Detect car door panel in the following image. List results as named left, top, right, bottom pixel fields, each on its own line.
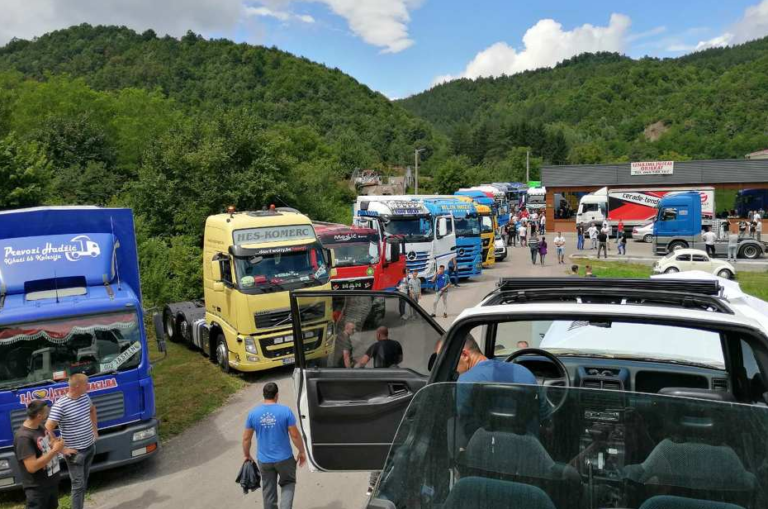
left=291, top=290, right=444, bottom=472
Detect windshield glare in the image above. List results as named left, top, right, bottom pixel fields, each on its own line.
left=375, top=383, right=768, bottom=509
left=481, top=216, right=494, bottom=233
left=454, top=217, right=481, bottom=237
left=0, top=311, right=142, bottom=389
left=384, top=217, right=433, bottom=240
left=326, top=241, right=380, bottom=267
left=235, top=243, right=330, bottom=291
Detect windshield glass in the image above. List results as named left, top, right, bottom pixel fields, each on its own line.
left=493, top=319, right=724, bottom=369
left=454, top=217, right=481, bottom=237
left=374, top=383, right=768, bottom=509
left=234, top=242, right=330, bottom=292
left=480, top=216, right=494, bottom=234
left=383, top=217, right=433, bottom=242
left=0, top=311, right=143, bottom=389
left=325, top=241, right=380, bottom=267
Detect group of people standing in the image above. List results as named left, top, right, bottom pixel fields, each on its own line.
left=576, top=220, right=628, bottom=259
left=506, top=208, right=547, bottom=248
left=738, top=211, right=763, bottom=242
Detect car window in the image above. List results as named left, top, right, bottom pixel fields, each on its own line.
left=293, top=293, right=442, bottom=374
left=675, top=254, right=690, bottom=262
left=692, top=254, right=710, bottom=262
left=373, top=383, right=768, bottom=509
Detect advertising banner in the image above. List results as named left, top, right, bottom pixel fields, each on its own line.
left=631, top=161, right=674, bottom=176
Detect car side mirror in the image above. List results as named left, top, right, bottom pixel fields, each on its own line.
left=152, top=312, right=167, bottom=354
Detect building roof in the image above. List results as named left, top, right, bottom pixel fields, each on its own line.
left=542, top=159, right=768, bottom=188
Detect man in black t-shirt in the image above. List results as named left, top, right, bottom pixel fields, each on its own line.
left=14, top=400, right=70, bottom=509
left=355, top=326, right=403, bottom=368
left=597, top=230, right=608, bottom=259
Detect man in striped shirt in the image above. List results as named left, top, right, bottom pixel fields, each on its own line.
left=46, top=374, right=98, bottom=509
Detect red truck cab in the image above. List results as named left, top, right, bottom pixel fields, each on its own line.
left=315, top=223, right=405, bottom=291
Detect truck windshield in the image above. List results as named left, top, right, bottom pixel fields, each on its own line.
left=384, top=217, right=433, bottom=242
left=481, top=216, right=494, bottom=234
left=454, top=217, right=481, bottom=237
left=325, top=241, right=380, bottom=267
left=234, top=243, right=330, bottom=292
left=0, top=311, right=143, bottom=390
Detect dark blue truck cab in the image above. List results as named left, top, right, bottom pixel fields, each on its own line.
left=0, top=207, right=160, bottom=490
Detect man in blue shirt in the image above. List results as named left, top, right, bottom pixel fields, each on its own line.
left=243, top=383, right=306, bottom=509
left=431, top=265, right=452, bottom=318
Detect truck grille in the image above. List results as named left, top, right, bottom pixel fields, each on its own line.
left=9, top=391, right=125, bottom=430
left=259, top=329, right=323, bottom=359
left=457, top=245, right=480, bottom=275
left=254, top=303, right=326, bottom=330
left=405, top=251, right=430, bottom=273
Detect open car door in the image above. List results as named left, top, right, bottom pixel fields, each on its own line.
left=290, top=290, right=444, bottom=471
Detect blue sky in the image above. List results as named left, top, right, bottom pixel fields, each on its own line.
left=3, top=0, right=768, bottom=99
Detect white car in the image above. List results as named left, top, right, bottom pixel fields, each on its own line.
left=653, top=248, right=736, bottom=279
left=632, top=222, right=654, bottom=243
left=494, top=237, right=507, bottom=261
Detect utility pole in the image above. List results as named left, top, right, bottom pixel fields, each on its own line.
left=414, top=148, right=425, bottom=195
left=526, top=149, right=530, bottom=183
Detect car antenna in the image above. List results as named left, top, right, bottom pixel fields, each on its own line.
left=53, top=269, right=60, bottom=304
left=111, top=217, right=122, bottom=291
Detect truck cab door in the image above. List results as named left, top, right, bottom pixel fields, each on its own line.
left=290, top=290, right=444, bottom=471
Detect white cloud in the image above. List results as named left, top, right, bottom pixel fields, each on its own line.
left=434, top=13, right=631, bottom=85
left=694, top=0, right=768, bottom=50
left=245, top=6, right=315, bottom=23
left=0, top=0, right=244, bottom=46
left=626, top=25, right=666, bottom=42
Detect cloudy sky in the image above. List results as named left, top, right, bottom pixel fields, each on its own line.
left=3, top=0, right=768, bottom=98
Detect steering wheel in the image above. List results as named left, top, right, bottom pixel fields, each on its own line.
left=505, top=348, right=571, bottom=415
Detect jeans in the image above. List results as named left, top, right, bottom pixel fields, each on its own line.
left=577, top=234, right=584, bottom=250
left=433, top=289, right=448, bottom=316
left=618, top=243, right=626, bottom=255
left=728, top=245, right=738, bottom=261
left=591, top=237, right=598, bottom=250
left=598, top=242, right=607, bottom=259
left=24, top=485, right=58, bottom=509
left=65, top=444, right=95, bottom=509
left=530, top=248, right=538, bottom=264
left=539, top=253, right=546, bottom=265
left=259, top=457, right=297, bottom=509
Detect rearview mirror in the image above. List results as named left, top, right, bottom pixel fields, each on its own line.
left=385, top=238, right=401, bottom=263
left=152, top=312, right=167, bottom=354
left=324, top=248, right=336, bottom=268
left=437, top=217, right=448, bottom=238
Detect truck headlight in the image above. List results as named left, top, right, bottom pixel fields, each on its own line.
left=0, top=460, right=10, bottom=471
left=245, top=337, right=257, bottom=354
left=133, top=427, right=156, bottom=442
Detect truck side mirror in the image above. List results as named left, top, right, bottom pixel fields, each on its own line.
left=437, top=217, right=448, bottom=238
left=152, top=312, right=167, bottom=354
left=385, top=239, right=400, bottom=263
left=324, top=248, right=336, bottom=268
left=211, top=253, right=225, bottom=292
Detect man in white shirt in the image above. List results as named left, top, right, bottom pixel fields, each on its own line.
left=702, top=227, right=717, bottom=257
left=588, top=224, right=598, bottom=250
left=517, top=223, right=527, bottom=247
left=554, top=233, right=566, bottom=264
left=757, top=219, right=763, bottom=242
left=754, top=212, right=762, bottom=223
left=539, top=213, right=547, bottom=235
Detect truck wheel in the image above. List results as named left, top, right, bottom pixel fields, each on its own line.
left=668, top=241, right=687, bottom=253
left=643, top=234, right=653, bottom=243
left=163, top=309, right=181, bottom=343
left=739, top=244, right=760, bottom=260
left=215, top=334, right=231, bottom=373
left=717, top=269, right=733, bottom=279
left=664, top=267, right=680, bottom=274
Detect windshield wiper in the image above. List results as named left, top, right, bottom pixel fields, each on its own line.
left=9, top=379, right=57, bottom=391
left=90, top=369, right=119, bottom=378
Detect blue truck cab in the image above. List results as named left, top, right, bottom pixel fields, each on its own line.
left=420, top=198, right=483, bottom=279
left=0, top=207, right=160, bottom=490
left=653, top=192, right=766, bottom=259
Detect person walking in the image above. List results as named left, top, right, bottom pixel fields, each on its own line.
left=528, top=234, right=540, bottom=265
left=408, top=270, right=421, bottom=312
left=15, top=400, right=72, bottom=509
left=616, top=220, right=624, bottom=243
left=703, top=227, right=717, bottom=257
left=509, top=221, right=518, bottom=247
left=617, top=230, right=627, bottom=255
left=588, top=223, right=598, bottom=250
left=538, top=237, right=548, bottom=265
left=597, top=228, right=608, bottom=259
left=397, top=269, right=409, bottom=320
left=430, top=265, right=451, bottom=319
left=576, top=223, right=585, bottom=251
left=333, top=321, right=357, bottom=368
left=554, top=232, right=566, bottom=264
left=727, top=230, right=739, bottom=262
left=539, top=213, right=547, bottom=235
left=46, top=374, right=97, bottom=509
left=517, top=221, right=527, bottom=247
left=601, top=224, right=612, bottom=252
left=243, top=382, right=306, bottom=509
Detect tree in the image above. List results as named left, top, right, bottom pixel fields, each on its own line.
left=433, top=156, right=474, bottom=194
left=569, top=143, right=605, bottom=164
left=0, top=134, right=49, bottom=209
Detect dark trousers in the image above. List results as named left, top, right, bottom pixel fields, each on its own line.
left=64, top=445, right=95, bottom=509
left=259, top=457, right=297, bottom=509
left=706, top=244, right=716, bottom=257
left=24, top=485, right=58, bottom=509
left=530, top=248, right=538, bottom=264
left=598, top=242, right=608, bottom=259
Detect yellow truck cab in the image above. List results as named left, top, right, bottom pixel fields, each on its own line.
left=161, top=208, right=334, bottom=372
left=457, top=197, right=496, bottom=267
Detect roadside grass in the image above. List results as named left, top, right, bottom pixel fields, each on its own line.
left=0, top=328, right=246, bottom=509
left=584, top=260, right=768, bottom=301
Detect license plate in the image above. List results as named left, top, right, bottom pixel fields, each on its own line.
left=282, top=357, right=295, bottom=365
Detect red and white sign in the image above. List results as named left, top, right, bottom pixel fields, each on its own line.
left=631, top=161, right=674, bottom=176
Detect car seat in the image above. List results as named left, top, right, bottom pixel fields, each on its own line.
left=639, top=495, right=746, bottom=509
left=442, top=477, right=556, bottom=509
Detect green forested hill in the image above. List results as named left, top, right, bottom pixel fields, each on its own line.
left=399, top=40, right=768, bottom=166
left=0, top=24, right=443, bottom=306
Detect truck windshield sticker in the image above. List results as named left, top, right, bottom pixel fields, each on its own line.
left=321, top=232, right=378, bottom=244
left=18, top=377, right=118, bottom=406
left=233, top=225, right=316, bottom=245
left=99, top=341, right=142, bottom=373
left=241, top=245, right=309, bottom=256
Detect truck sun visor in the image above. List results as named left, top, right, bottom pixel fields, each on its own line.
left=0, top=312, right=137, bottom=344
